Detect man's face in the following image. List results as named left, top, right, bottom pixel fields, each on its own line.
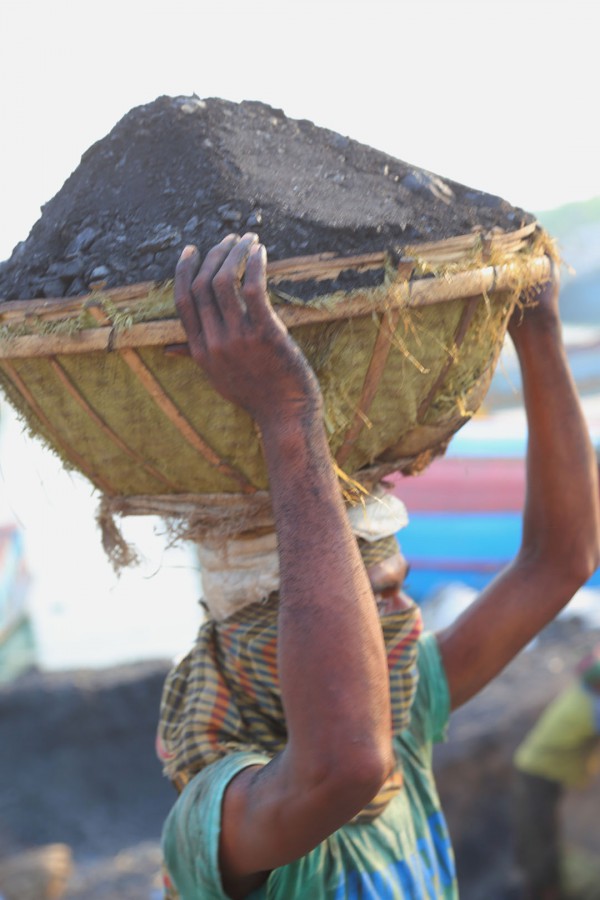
left=366, top=552, right=413, bottom=616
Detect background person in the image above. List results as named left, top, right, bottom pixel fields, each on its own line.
left=514, top=647, right=600, bottom=900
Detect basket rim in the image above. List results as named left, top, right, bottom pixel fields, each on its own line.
left=0, top=221, right=538, bottom=313
left=0, top=222, right=552, bottom=360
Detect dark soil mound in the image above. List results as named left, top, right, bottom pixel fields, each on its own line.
left=0, top=95, right=533, bottom=302
left=0, top=660, right=173, bottom=860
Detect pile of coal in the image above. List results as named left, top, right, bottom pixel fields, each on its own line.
left=0, top=95, right=532, bottom=302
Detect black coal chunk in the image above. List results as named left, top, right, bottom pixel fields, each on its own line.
left=0, top=95, right=533, bottom=301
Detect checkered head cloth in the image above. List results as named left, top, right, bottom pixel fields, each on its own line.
left=157, top=593, right=422, bottom=793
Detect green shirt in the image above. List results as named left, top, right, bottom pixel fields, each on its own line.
left=515, top=682, right=600, bottom=788
left=162, top=632, right=455, bottom=899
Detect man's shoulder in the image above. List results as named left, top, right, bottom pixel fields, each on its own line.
left=416, top=631, right=443, bottom=674
left=165, top=750, right=270, bottom=832
left=411, top=632, right=451, bottom=743
left=162, top=752, right=269, bottom=899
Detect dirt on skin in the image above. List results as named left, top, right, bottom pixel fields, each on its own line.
left=1, top=622, right=599, bottom=899
left=0, top=95, right=534, bottom=302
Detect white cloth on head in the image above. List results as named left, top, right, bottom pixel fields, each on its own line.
left=197, top=487, right=408, bottom=621
left=346, top=487, right=409, bottom=542
left=196, top=532, right=280, bottom=623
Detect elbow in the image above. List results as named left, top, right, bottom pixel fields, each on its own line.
left=317, top=743, right=394, bottom=813
left=521, top=535, right=600, bottom=594
left=590, top=520, right=600, bottom=576
left=565, top=527, right=600, bottom=589
left=345, top=744, right=394, bottom=795
left=571, top=504, right=600, bottom=586
left=572, top=543, right=600, bottom=587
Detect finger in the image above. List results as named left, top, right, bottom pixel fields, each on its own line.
left=174, top=245, right=203, bottom=347
left=191, top=234, right=241, bottom=343
left=193, top=234, right=240, bottom=286
left=163, top=343, right=191, bottom=358
left=242, top=244, right=273, bottom=324
left=211, top=233, right=259, bottom=322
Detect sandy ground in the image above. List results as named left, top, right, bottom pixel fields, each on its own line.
left=1, top=621, right=599, bottom=899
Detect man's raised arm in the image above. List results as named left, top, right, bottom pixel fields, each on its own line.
left=174, top=234, right=393, bottom=894
left=438, top=265, right=600, bottom=710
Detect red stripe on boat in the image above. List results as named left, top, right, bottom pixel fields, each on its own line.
left=388, top=458, right=526, bottom=513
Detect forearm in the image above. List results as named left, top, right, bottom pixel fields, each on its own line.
left=513, top=315, right=600, bottom=579
left=259, top=412, right=392, bottom=782
left=438, top=289, right=600, bottom=711
left=177, top=236, right=393, bottom=880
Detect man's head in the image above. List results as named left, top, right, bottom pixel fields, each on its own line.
left=196, top=486, right=411, bottom=622
left=367, top=551, right=413, bottom=617
left=348, top=487, right=413, bottom=616
left=159, top=489, right=420, bottom=786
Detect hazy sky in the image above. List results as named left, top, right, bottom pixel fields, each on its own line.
left=1, top=0, right=599, bottom=668
left=1, top=0, right=599, bottom=262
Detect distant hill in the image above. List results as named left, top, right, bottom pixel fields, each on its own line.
left=536, top=196, right=600, bottom=324
left=537, top=196, right=600, bottom=240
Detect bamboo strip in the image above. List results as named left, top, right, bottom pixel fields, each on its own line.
left=0, top=253, right=385, bottom=318
left=0, top=282, right=159, bottom=319
left=335, top=307, right=403, bottom=467
left=0, top=361, right=117, bottom=494
left=267, top=251, right=387, bottom=283
left=85, top=301, right=192, bottom=490
left=0, top=255, right=552, bottom=359
left=416, top=296, right=481, bottom=421
left=0, top=282, right=158, bottom=321
left=48, top=357, right=182, bottom=491
left=403, top=221, right=536, bottom=258
left=0, top=223, right=539, bottom=322
left=402, top=239, right=530, bottom=266
left=118, top=348, right=256, bottom=493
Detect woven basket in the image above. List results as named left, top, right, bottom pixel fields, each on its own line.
left=0, top=223, right=552, bottom=506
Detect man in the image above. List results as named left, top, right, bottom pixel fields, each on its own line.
left=513, top=646, right=600, bottom=899
left=159, top=232, right=600, bottom=899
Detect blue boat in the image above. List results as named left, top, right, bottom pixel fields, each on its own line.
left=389, top=414, right=600, bottom=603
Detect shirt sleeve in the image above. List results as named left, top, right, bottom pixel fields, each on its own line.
left=410, top=632, right=451, bottom=745
left=514, top=683, right=598, bottom=786
left=162, top=751, right=269, bottom=900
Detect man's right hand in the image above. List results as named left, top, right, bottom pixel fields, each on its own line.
left=508, top=260, right=560, bottom=341
left=174, top=233, right=322, bottom=429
